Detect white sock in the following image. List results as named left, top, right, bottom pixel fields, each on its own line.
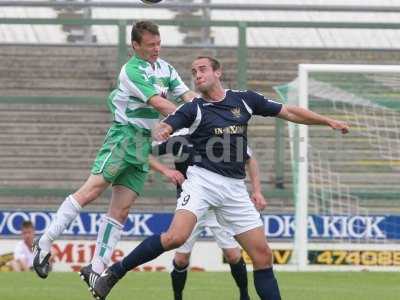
left=39, top=195, right=81, bottom=254
left=91, top=215, right=123, bottom=274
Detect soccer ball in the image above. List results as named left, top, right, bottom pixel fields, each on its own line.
left=141, top=0, right=163, bottom=4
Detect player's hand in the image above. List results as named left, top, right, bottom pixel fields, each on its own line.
left=163, top=169, right=185, bottom=185
left=251, top=191, right=267, bottom=211
left=153, top=122, right=173, bottom=141
left=328, top=119, right=349, bottom=134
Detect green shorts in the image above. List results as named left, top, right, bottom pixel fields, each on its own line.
left=91, top=123, right=152, bottom=195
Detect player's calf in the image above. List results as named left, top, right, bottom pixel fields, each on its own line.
left=161, top=210, right=197, bottom=250
left=171, top=258, right=189, bottom=300
left=228, top=256, right=250, bottom=300
left=223, top=249, right=250, bottom=300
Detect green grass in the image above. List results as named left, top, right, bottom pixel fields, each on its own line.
left=0, top=271, right=399, bottom=300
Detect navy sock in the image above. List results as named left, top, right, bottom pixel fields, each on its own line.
left=253, top=267, right=281, bottom=300
left=170, top=260, right=188, bottom=300
left=229, top=257, right=250, bottom=300
left=110, top=235, right=164, bottom=278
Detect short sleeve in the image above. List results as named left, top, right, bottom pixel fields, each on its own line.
left=163, top=102, right=197, bottom=132
left=245, top=146, right=253, bottom=161
left=241, top=90, right=282, bottom=117
left=120, top=64, right=158, bottom=103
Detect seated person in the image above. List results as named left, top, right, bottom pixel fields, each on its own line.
left=8, top=220, right=35, bottom=271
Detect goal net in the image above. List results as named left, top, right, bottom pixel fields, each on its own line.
left=274, top=64, right=400, bottom=271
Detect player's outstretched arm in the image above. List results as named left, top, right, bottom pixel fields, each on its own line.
left=277, top=105, right=349, bottom=134
left=148, top=155, right=185, bottom=185
left=148, top=95, right=177, bottom=116
left=246, top=157, right=267, bottom=211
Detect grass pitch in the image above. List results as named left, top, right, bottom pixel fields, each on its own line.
left=0, top=271, right=399, bottom=300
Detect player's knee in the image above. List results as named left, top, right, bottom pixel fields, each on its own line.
left=162, top=233, right=187, bottom=250
left=223, top=249, right=242, bottom=264
left=174, top=254, right=190, bottom=268
left=170, top=235, right=187, bottom=249
left=252, top=244, right=273, bottom=268
left=75, top=180, right=108, bottom=205
left=108, top=206, right=130, bottom=224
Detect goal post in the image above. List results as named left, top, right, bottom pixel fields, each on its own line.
left=275, top=64, right=400, bottom=271
left=294, top=64, right=310, bottom=270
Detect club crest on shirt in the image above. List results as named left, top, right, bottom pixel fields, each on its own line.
left=231, top=107, right=241, bottom=118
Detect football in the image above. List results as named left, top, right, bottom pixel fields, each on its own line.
left=141, top=0, right=163, bottom=4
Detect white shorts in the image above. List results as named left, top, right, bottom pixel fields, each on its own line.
left=176, top=165, right=263, bottom=236
left=177, top=210, right=239, bottom=253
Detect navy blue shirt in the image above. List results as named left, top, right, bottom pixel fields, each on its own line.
left=163, top=89, right=282, bottom=179
left=152, top=133, right=253, bottom=197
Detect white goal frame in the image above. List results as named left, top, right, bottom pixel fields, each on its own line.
left=293, top=64, right=400, bottom=270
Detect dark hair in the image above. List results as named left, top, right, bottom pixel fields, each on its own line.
left=195, top=56, right=221, bottom=71
left=21, top=220, right=34, bottom=229
left=131, top=21, right=160, bottom=43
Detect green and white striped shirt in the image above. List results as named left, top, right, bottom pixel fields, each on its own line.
left=108, top=54, right=189, bottom=130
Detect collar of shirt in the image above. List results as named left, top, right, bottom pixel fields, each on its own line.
left=131, top=54, right=161, bottom=69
